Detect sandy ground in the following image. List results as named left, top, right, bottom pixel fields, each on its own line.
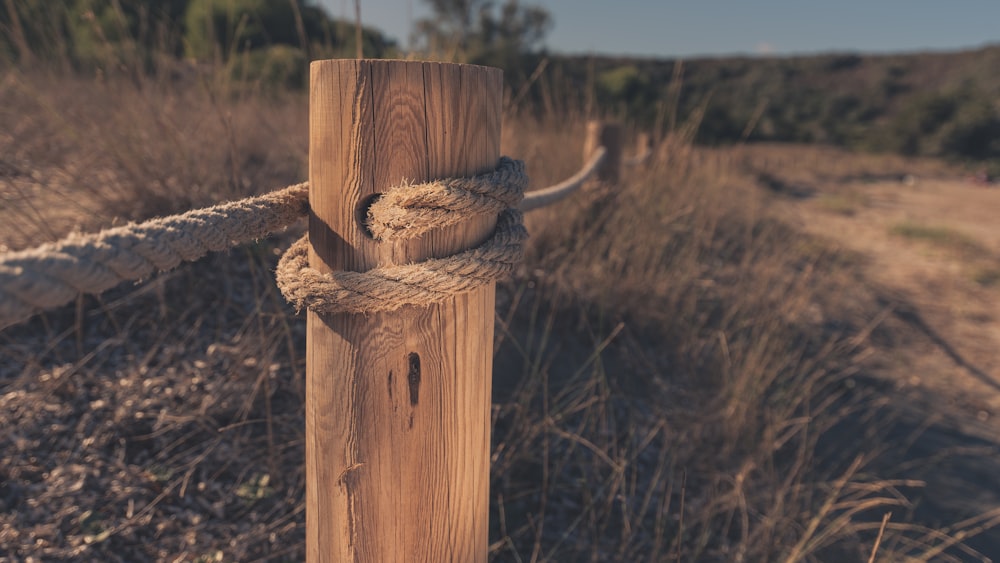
left=773, top=164, right=1000, bottom=420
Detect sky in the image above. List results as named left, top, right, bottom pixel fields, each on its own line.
left=320, top=0, right=1000, bottom=58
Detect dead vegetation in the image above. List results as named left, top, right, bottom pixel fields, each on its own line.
left=3, top=68, right=1000, bottom=562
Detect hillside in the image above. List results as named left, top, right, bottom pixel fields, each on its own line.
left=536, top=45, right=1000, bottom=168
left=3, top=2, right=998, bottom=167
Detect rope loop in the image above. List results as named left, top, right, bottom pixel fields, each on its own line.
left=275, top=158, right=529, bottom=314
left=368, top=157, right=527, bottom=241
left=276, top=209, right=527, bottom=314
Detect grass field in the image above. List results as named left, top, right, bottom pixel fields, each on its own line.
left=3, top=67, right=1000, bottom=562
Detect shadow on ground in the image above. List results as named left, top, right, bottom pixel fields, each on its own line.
left=832, top=374, right=1000, bottom=560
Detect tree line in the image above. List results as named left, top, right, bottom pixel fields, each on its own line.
left=0, top=0, right=551, bottom=79
left=571, top=48, right=1000, bottom=168
left=3, top=0, right=997, bottom=167
left=0, top=0, right=395, bottom=85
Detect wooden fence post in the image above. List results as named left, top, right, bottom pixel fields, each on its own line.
left=583, top=120, right=623, bottom=184
left=307, top=60, right=502, bottom=562
left=636, top=132, right=652, bottom=157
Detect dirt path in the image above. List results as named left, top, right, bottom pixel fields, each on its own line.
left=769, top=156, right=1000, bottom=419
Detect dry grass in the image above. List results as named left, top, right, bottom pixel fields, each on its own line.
left=493, top=133, right=979, bottom=561
left=3, top=68, right=1000, bottom=562
left=0, top=68, right=307, bottom=250
left=815, top=191, right=871, bottom=216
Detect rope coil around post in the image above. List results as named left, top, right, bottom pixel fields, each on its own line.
left=276, top=209, right=526, bottom=315
left=368, top=157, right=526, bottom=240
left=276, top=158, right=529, bottom=314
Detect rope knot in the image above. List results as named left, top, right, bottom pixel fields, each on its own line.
left=368, top=157, right=526, bottom=241
left=275, top=158, right=529, bottom=315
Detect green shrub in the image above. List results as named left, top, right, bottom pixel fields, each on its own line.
left=229, top=43, right=305, bottom=90
left=184, top=0, right=294, bottom=61
left=939, top=100, right=1000, bottom=160
left=889, top=221, right=985, bottom=256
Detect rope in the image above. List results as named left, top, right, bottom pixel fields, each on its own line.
left=0, top=159, right=530, bottom=329
left=276, top=158, right=529, bottom=314
left=0, top=184, right=309, bottom=330
left=276, top=209, right=527, bottom=314
left=520, top=148, right=606, bottom=212
left=368, top=157, right=526, bottom=240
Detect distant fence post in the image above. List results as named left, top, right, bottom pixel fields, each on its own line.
left=583, top=120, right=623, bottom=184
left=636, top=132, right=652, bottom=159
left=306, top=60, right=502, bottom=562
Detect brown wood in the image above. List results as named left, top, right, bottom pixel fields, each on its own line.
left=583, top=120, right=623, bottom=184
left=636, top=132, right=652, bottom=156
left=306, top=59, right=502, bottom=563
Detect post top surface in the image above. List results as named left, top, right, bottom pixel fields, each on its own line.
left=310, top=58, right=502, bottom=75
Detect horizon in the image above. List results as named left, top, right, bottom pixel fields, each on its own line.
left=320, top=0, right=1000, bottom=60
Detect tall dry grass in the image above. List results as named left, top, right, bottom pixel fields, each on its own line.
left=490, top=117, right=1000, bottom=561
left=0, top=64, right=307, bottom=251
left=1, top=65, right=999, bottom=562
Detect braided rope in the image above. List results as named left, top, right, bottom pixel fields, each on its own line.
left=273, top=158, right=527, bottom=314
left=276, top=209, right=527, bottom=314
left=368, top=157, right=526, bottom=240
left=520, top=148, right=606, bottom=212
left=0, top=158, right=529, bottom=329
left=0, top=184, right=308, bottom=330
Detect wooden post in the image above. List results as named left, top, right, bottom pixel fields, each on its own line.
left=307, top=60, right=502, bottom=562
left=583, top=120, right=623, bottom=184
left=636, top=132, right=652, bottom=157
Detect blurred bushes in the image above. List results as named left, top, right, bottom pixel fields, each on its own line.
left=1, top=0, right=396, bottom=88
left=228, top=43, right=306, bottom=91
left=183, top=0, right=300, bottom=60
left=595, top=65, right=660, bottom=121
left=3, top=0, right=999, bottom=165
left=412, top=0, right=551, bottom=87
left=869, top=89, right=1000, bottom=163
left=67, top=0, right=188, bottom=60
left=529, top=47, right=1000, bottom=166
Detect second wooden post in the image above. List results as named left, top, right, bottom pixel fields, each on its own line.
left=583, top=120, right=623, bottom=184
left=307, top=60, right=503, bottom=562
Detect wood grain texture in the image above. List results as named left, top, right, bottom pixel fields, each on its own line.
left=306, top=60, right=502, bottom=563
